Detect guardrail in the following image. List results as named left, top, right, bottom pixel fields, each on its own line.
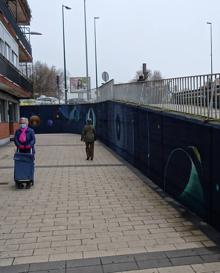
left=97, top=74, right=220, bottom=119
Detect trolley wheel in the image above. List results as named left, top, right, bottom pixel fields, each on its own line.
left=25, top=181, right=31, bottom=189
left=15, top=181, right=24, bottom=189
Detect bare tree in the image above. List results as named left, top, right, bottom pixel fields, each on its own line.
left=32, top=61, right=65, bottom=99
left=131, top=67, right=162, bottom=82
left=150, top=70, right=162, bottom=81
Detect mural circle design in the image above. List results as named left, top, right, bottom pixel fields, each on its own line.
left=47, top=119, right=54, bottom=127
left=164, top=147, right=204, bottom=216
left=29, top=115, right=41, bottom=127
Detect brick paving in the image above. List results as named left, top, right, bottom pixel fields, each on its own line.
left=0, top=134, right=219, bottom=272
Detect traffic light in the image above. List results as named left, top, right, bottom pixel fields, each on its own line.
left=56, top=75, right=60, bottom=86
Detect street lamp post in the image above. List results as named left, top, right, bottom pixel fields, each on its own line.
left=94, top=17, right=100, bottom=94
left=207, top=22, right=213, bottom=75
left=207, top=22, right=214, bottom=118
left=83, top=0, right=89, bottom=101
left=62, top=4, right=71, bottom=104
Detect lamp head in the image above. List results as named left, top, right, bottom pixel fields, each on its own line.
left=63, top=5, right=71, bottom=10
left=27, top=32, right=42, bottom=35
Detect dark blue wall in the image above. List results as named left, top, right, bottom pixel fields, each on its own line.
left=21, top=102, right=220, bottom=231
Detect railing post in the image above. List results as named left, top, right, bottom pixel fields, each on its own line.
left=208, top=75, right=214, bottom=119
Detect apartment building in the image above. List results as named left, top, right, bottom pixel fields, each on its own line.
left=0, top=0, right=33, bottom=145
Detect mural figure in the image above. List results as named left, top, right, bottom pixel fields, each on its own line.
left=116, top=114, right=121, bottom=141
left=58, top=106, right=69, bottom=120
left=114, top=105, right=124, bottom=149
left=69, top=106, right=80, bottom=122
left=164, top=146, right=205, bottom=217
left=86, top=108, right=96, bottom=127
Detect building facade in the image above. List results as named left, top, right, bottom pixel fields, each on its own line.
left=0, top=0, right=33, bottom=145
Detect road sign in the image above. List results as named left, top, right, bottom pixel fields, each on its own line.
left=102, top=71, right=109, bottom=83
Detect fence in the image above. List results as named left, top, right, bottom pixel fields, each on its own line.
left=97, top=73, right=220, bottom=119
left=25, top=73, right=220, bottom=119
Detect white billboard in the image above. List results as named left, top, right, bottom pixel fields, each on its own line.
left=70, top=77, right=90, bottom=93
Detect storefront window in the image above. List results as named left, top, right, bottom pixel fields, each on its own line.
left=8, top=102, right=17, bottom=122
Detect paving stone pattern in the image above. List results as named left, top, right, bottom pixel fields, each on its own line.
left=1, top=247, right=220, bottom=272
left=0, top=134, right=219, bottom=273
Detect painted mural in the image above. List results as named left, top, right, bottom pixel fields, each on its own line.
left=21, top=105, right=97, bottom=135
left=21, top=102, right=220, bottom=231
left=164, top=146, right=205, bottom=217
left=86, top=107, right=96, bottom=127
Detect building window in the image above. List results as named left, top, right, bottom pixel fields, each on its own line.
left=0, top=39, right=4, bottom=56
left=5, top=42, right=10, bottom=60
left=12, top=51, right=18, bottom=67
left=0, top=100, right=6, bottom=122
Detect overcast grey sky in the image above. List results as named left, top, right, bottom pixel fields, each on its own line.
left=28, top=0, right=220, bottom=87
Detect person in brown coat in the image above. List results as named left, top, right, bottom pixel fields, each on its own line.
left=81, top=119, right=96, bottom=160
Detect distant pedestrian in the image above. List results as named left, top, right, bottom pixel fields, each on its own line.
left=81, top=119, right=96, bottom=160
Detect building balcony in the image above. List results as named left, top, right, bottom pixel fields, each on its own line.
left=7, top=0, right=31, bottom=25
left=0, top=0, right=32, bottom=57
left=0, top=53, right=33, bottom=98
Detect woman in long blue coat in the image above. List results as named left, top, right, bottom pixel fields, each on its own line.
left=14, top=117, right=35, bottom=154
left=14, top=117, right=35, bottom=189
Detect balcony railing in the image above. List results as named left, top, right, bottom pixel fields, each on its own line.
left=0, top=1, right=32, bottom=55
left=0, top=54, right=33, bottom=96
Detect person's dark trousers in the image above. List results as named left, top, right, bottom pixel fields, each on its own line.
left=86, top=142, right=94, bottom=160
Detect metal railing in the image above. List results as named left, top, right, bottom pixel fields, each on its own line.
left=19, top=63, right=33, bottom=79
left=0, top=54, right=33, bottom=95
left=0, top=0, right=32, bottom=55
left=18, top=73, right=220, bottom=118
left=96, top=74, right=220, bottom=119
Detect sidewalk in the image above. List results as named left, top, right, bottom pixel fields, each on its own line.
left=0, top=134, right=219, bottom=272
